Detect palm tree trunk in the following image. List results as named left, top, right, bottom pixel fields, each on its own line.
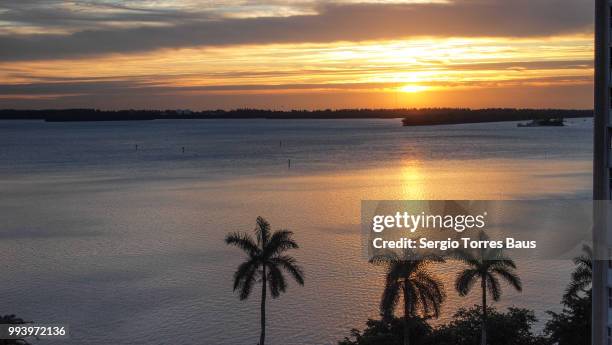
left=260, top=266, right=267, bottom=345
left=403, top=281, right=410, bottom=345
left=481, top=277, right=487, bottom=345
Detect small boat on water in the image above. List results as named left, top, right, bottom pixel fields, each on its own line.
left=517, top=117, right=564, bottom=127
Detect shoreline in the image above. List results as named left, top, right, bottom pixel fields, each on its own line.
left=0, top=108, right=593, bottom=125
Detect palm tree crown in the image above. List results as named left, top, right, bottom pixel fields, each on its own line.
left=454, top=247, right=522, bottom=300
left=225, top=216, right=304, bottom=345
left=564, top=244, right=592, bottom=300
left=371, top=249, right=445, bottom=345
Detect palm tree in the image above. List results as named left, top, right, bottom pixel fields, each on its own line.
left=225, top=216, right=304, bottom=345
left=564, top=244, right=592, bottom=301
left=454, top=231, right=522, bottom=345
left=370, top=249, right=445, bottom=345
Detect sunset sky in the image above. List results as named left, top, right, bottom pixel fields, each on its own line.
left=0, top=0, right=594, bottom=110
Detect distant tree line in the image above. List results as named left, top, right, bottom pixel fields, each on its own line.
left=0, top=108, right=593, bottom=124
left=400, top=108, right=592, bottom=126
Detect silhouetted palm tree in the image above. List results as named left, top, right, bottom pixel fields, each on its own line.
left=564, top=244, right=592, bottom=300
left=370, top=249, right=445, bottom=345
left=454, top=231, right=522, bottom=345
left=225, top=216, right=304, bottom=345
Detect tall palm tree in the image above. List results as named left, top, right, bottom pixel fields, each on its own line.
left=454, top=231, right=522, bottom=345
left=370, top=249, right=445, bottom=345
left=564, top=244, right=592, bottom=300
left=225, top=216, right=304, bottom=345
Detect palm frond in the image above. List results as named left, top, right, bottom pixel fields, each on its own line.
left=268, top=229, right=295, bottom=243
left=380, top=276, right=401, bottom=320
left=455, top=268, right=479, bottom=296
left=492, top=266, right=522, bottom=292
left=486, top=274, right=502, bottom=301
left=234, top=259, right=260, bottom=300
left=267, top=263, right=287, bottom=298
left=563, top=244, right=592, bottom=299
left=413, top=271, right=445, bottom=318
left=420, top=287, right=442, bottom=318
left=233, top=259, right=258, bottom=289
left=574, top=255, right=592, bottom=270
left=565, top=278, right=591, bottom=299
left=270, top=255, right=305, bottom=285
left=490, top=259, right=517, bottom=270
left=405, top=282, right=419, bottom=317
left=416, top=287, right=432, bottom=316
left=265, top=230, right=299, bottom=257
left=255, top=216, right=271, bottom=246
left=415, top=271, right=445, bottom=297
left=570, top=265, right=592, bottom=285
left=225, top=232, right=259, bottom=255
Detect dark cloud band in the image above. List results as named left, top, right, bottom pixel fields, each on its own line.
left=0, top=0, right=593, bottom=62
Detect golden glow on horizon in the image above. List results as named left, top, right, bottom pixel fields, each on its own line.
left=0, top=34, right=593, bottom=108
left=399, top=85, right=429, bottom=93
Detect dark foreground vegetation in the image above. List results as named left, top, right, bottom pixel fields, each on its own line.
left=339, top=244, right=592, bottom=345
left=340, top=307, right=546, bottom=345
left=0, top=108, right=592, bottom=125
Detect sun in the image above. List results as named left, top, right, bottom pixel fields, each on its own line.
left=399, top=85, right=429, bottom=93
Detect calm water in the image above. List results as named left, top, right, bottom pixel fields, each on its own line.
left=0, top=118, right=593, bottom=345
